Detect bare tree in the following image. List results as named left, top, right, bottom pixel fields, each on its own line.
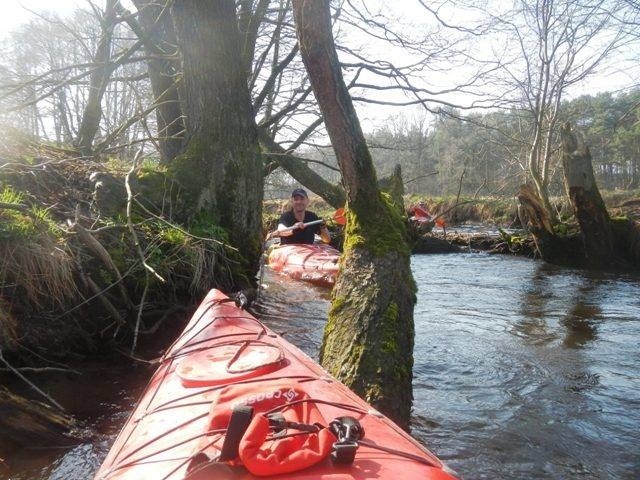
left=497, top=0, right=631, bottom=220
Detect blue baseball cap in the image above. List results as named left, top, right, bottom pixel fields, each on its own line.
left=291, top=188, right=308, bottom=198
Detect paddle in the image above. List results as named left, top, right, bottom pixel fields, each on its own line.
left=278, top=219, right=324, bottom=233
left=281, top=208, right=346, bottom=232
left=268, top=208, right=346, bottom=238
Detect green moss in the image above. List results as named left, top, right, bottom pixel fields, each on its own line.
left=0, top=186, right=23, bottom=204
left=161, top=227, right=188, bottom=246
left=610, top=215, right=629, bottom=223
left=107, top=245, right=127, bottom=272
left=343, top=192, right=410, bottom=257
left=98, top=267, right=114, bottom=285
left=380, top=302, right=399, bottom=354
left=0, top=187, right=62, bottom=241
left=168, top=139, right=211, bottom=207
left=324, top=295, right=347, bottom=338
left=190, top=211, right=230, bottom=242
left=499, top=228, right=529, bottom=248
left=552, top=222, right=580, bottom=236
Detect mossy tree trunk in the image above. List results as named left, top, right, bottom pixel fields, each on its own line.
left=517, top=183, right=584, bottom=265
left=170, top=0, right=263, bottom=278
left=292, top=0, right=416, bottom=429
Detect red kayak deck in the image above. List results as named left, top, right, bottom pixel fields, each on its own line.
left=267, top=243, right=340, bottom=287
left=95, top=289, right=458, bottom=480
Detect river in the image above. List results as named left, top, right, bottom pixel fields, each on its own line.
left=4, top=253, right=640, bottom=479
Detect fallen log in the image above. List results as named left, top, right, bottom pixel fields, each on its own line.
left=0, top=386, right=78, bottom=451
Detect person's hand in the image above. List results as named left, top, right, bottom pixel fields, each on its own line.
left=294, top=221, right=305, bottom=230
left=266, top=231, right=278, bottom=240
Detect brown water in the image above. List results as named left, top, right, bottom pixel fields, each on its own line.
left=3, top=253, right=640, bottom=479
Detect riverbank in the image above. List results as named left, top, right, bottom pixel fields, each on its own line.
left=414, top=228, right=538, bottom=256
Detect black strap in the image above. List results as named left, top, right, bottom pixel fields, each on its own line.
left=218, top=404, right=254, bottom=461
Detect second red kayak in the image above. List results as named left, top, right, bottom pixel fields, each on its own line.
left=267, top=243, right=340, bottom=287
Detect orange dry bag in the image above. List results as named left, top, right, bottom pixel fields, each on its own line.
left=239, top=409, right=336, bottom=476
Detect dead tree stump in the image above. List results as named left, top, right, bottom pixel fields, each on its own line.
left=560, top=123, right=618, bottom=268
left=517, top=183, right=582, bottom=264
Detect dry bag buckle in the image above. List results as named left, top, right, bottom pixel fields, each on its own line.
left=267, top=412, right=320, bottom=438
left=329, top=416, right=364, bottom=465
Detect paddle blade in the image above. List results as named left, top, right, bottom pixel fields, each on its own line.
left=413, top=205, right=430, bottom=218
left=333, top=208, right=347, bottom=225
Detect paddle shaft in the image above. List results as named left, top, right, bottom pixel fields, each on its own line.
left=279, top=219, right=324, bottom=232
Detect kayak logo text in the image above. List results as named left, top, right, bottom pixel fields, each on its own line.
left=234, top=388, right=298, bottom=408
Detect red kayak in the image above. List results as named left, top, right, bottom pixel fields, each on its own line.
left=267, top=243, right=340, bottom=287
left=95, top=289, right=458, bottom=480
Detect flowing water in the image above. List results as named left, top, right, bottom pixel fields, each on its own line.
left=4, top=253, right=640, bottom=479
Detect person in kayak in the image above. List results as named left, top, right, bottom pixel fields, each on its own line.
left=270, top=188, right=331, bottom=244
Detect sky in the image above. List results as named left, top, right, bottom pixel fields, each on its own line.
left=1, top=1, right=82, bottom=39
left=1, top=0, right=637, bottom=132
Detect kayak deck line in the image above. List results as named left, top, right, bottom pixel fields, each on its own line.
left=95, top=289, right=458, bottom=480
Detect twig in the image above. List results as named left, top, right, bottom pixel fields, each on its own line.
left=125, top=149, right=163, bottom=354
left=125, top=151, right=165, bottom=283
left=83, top=273, right=125, bottom=326
left=130, top=278, right=149, bottom=355
left=138, top=305, right=190, bottom=335
left=403, top=171, right=438, bottom=185
left=50, top=262, right=138, bottom=321
left=0, top=348, right=65, bottom=411
left=0, top=366, right=80, bottom=374
left=71, top=221, right=134, bottom=309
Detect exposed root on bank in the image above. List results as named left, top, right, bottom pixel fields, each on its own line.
left=0, top=131, right=242, bottom=361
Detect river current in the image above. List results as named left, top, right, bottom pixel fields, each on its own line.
left=4, top=253, right=640, bottom=479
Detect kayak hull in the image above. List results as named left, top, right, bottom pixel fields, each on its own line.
left=95, top=289, right=458, bottom=480
left=267, top=243, right=340, bottom=287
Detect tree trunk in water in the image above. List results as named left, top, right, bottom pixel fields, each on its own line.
left=170, top=0, right=263, bottom=279
left=560, top=123, right=617, bottom=269
left=131, top=0, right=185, bottom=164
left=519, top=125, right=640, bottom=270
left=293, top=0, right=415, bottom=429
